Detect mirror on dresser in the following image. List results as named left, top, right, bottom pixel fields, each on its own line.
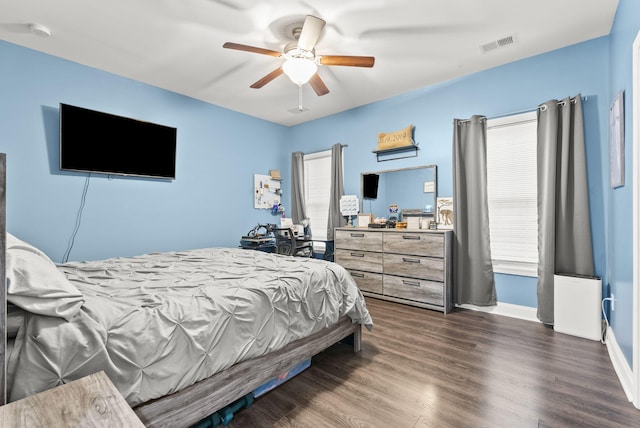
left=359, top=164, right=437, bottom=228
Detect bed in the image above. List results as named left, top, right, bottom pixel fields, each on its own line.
left=0, top=153, right=373, bottom=427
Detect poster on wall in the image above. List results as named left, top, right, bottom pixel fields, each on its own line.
left=609, top=90, right=625, bottom=188
left=254, top=174, right=281, bottom=209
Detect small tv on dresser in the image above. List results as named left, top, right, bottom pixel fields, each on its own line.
left=59, top=103, right=177, bottom=179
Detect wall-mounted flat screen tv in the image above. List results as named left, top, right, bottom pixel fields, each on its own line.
left=60, top=103, right=177, bottom=179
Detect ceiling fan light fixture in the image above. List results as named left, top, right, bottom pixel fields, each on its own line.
left=282, top=57, right=317, bottom=85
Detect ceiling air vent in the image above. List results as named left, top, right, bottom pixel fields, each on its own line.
left=481, top=35, right=516, bottom=54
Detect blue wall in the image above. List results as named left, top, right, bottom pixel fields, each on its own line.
left=1, top=1, right=637, bottom=366
left=606, top=0, right=640, bottom=366
left=289, top=37, right=610, bottom=311
left=0, top=40, right=290, bottom=262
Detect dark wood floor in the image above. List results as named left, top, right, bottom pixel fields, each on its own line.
left=229, top=297, right=639, bottom=427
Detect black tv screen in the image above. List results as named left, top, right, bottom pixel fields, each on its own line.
left=362, top=173, right=379, bottom=199
left=60, top=103, right=177, bottom=179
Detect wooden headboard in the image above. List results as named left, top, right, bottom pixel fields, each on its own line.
left=1, top=153, right=6, bottom=405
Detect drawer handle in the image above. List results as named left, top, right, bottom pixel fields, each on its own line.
left=350, top=252, right=365, bottom=257
left=403, top=280, right=421, bottom=287
left=351, top=272, right=365, bottom=278
left=402, top=257, right=421, bottom=264
left=350, top=233, right=365, bottom=237
left=402, top=235, right=421, bottom=240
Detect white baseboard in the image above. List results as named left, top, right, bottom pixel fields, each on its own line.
left=456, top=302, right=539, bottom=323
left=604, top=325, right=635, bottom=403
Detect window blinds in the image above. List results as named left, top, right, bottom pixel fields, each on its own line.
left=304, top=150, right=332, bottom=243
left=486, top=111, right=538, bottom=277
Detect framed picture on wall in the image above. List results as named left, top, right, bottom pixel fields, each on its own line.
left=610, top=90, right=625, bottom=188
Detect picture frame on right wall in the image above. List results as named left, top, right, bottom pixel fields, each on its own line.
left=609, top=90, right=625, bottom=188
left=436, top=197, right=454, bottom=230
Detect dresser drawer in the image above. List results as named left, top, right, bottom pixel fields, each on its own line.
left=346, top=270, right=383, bottom=294
left=383, top=275, right=444, bottom=306
left=383, top=232, right=444, bottom=257
left=335, top=249, right=383, bottom=273
left=383, top=253, right=444, bottom=281
left=335, top=229, right=383, bottom=252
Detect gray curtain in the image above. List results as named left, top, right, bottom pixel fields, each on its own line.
left=537, top=96, right=595, bottom=324
left=452, top=116, right=496, bottom=306
left=327, top=143, right=346, bottom=240
left=291, top=152, right=306, bottom=224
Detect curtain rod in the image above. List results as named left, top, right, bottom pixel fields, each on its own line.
left=304, top=144, right=348, bottom=157
left=456, top=95, right=588, bottom=124
left=538, top=95, right=587, bottom=112
left=494, top=95, right=588, bottom=118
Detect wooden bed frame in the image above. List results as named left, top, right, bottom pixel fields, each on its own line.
left=0, top=152, right=362, bottom=427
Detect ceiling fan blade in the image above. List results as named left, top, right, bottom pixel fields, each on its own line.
left=223, top=42, right=282, bottom=57
left=309, top=73, right=329, bottom=96
left=320, top=55, right=375, bottom=67
left=297, top=15, right=326, bottom=51
left=250, top=67, right=284, bottom=89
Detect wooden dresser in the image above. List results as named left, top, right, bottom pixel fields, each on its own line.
left=335, top=227, right=453, bottom=313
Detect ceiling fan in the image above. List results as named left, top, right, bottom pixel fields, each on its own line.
left=223, top=15, right=375, bottom=96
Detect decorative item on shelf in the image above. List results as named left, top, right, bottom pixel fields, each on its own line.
left=429, top=220, right=438, bottom=230
left=406, top=217, right=421, bottom=230
left=272, top=203, right=285, bottom=217
left=372, top=124, right=419, bottom=161
left=403, top=208, right=439, bottom=230
left=387, top=203, right=400, bottom=229
left=369, top=217, right=388, bottom=228
left=339, top=195, right=359, bottom=227
left=436, top=197, right=454, bottom=230
left=377, top=124, right=415, bottom=150
left=357, top=213, right=373, bottom=228
left=388, top=203, right=400, bottom=221
left=269, top=169, right=281, bottom=180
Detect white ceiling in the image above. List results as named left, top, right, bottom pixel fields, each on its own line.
left=0, top=0, right=619, bottom=127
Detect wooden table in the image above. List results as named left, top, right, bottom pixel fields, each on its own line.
left=0, top=371, right=144, bottom=427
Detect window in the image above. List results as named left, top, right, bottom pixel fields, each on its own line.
left=303, top=150, right=332, bottom=246
left=486, top=111, right=538, bottom=277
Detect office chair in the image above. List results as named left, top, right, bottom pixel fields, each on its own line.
left=273, top=227, right=313, bottom=257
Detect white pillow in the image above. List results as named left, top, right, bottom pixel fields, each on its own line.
left=6, top=233, right=84, bottom=321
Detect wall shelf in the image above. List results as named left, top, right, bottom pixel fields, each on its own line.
left=372, top=145, right=419, bottom=162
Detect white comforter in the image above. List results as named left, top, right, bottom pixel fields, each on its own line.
left=7, top=247, right=372, bottom=405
